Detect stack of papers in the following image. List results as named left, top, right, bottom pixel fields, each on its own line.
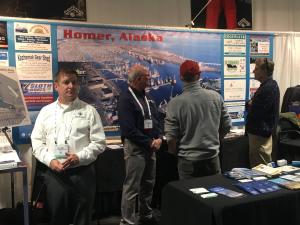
left=270, top=178, right=300, bottom=190
left=0, top=134, right=21, bottom=170
left=224, top=167, right=267, bottom=180
left=235, top=180, right=281, bottom=195
left=278, top=165, right=300, bottom=173
left=252, top=164, right=282, bottom=177
left=280, top=174, right=300, bottom=182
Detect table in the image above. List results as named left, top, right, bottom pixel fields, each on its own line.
left=220, top=134, right=250, bottom=171
left=93, top=136, right=249, bottom=213
left=31, top=135, right=251, bottom=220
left=161, top=174, right=300, bottom=225
left=0, top=165, right=29, bottom=225
left=94, top=147, right=125, bottom=217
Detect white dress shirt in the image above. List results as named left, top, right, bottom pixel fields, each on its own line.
left=31, top=98, right=106, bottom=167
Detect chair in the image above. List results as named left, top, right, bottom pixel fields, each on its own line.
left=281, top=85, right=300, bottom=113
left=277, top=115, right=300, bottom=162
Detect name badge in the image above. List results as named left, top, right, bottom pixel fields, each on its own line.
left=54, top=144, right=69, bottom=159
left=144, top=119, right=153, bottom=130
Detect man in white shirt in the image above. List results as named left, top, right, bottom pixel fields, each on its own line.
left=31, top=68, right=106, bottom=225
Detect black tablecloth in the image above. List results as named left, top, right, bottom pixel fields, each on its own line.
left=220, top=135, right=249, bottom=171
left=32, top=136, right=250, bottom=219
left=161, top=175, right=300, bottom=225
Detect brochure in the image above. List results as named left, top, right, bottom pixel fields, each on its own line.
left=235, top=182, right=260, bottom=195
left=252, top=164, right=282, bottom=177
left=209, top=186, right=245, bottom=198
left=280, top=174, right=300, bottom=182
left=270, top=178, right=300, bottom=190
left=224, top=167, right=266, bottom=180
left=251, top=180, right=281, bottom=193
left=235, top=180, right=280, bottom=195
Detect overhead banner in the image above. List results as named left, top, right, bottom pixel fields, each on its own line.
left=0, top=0, right=86, bottom=21
left=191, top=0, right=252, bottom=30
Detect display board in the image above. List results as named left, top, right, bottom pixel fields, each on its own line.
left=0, top=17, right=273, bottom=144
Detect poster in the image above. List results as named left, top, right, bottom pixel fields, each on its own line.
left=224, top=57, right=246, bottom=78
left=0, top=21, right=8, bottom=49
left=249, top=79, right=260, bottom=98
left=250, top=58, right=256, bottom=77
left=14, top=22, right=51, bottom=51
left=225, top=101, right=245, bottom=123
left=250, top=36, right=270, bottom=56
left=224, top=33, right=246, bottom=55
left=57, top=26, right=222, bottom=127
left=20, top=81, right=54, bottom=110
left=0, top=67, right=30, bottom=127
left=15, top=52, right=52, bottom=80
left=191, top=0, right=252, bottom=29
left=12, top=110, right=39, bottom=144
left=0, top=0, right=86, bottom=21
left=0, top=52, right=8, bottom=67
left=224, top=79, right=246, bottom=101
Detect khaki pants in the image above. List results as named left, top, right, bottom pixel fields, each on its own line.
left=120, top=139, right=156, bottom=225
left=248, top=133, right=272, bottom=167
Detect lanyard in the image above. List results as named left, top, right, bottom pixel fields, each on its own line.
left=54, top=101, right=76, bottom=144
left=128, top=87, right=152, bottom=119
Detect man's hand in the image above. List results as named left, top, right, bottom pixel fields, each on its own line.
left=151, top=138, right=162, bottom=151
left=62, top=153, right=80, bottom=170
left=49, top=159, right=64, bottom=172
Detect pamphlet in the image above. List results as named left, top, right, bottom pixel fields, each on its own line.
left=280, top=174, right=300, bottom=182
left=235, top=182, right=260, bottom=195
left=189, top=187, right=209, bottom=194
left=200, top=193, right=218, bottom=198
left=269, top=178, right=300, bottom=190
left=209, top=186, right=245, bottom=198
left=0, top=148, right=20, bottom=170
left=235, top=180, right=281, bottom=195
left=224, top=167, right=266, bottom=180
left=252, top=164, right=282, bottom=177
left=251, top=180, right=281, bottom=193
left=278, top=165, right=300, bottom=174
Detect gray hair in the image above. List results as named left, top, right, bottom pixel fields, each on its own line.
left=128, top=65, right=148, bottom=83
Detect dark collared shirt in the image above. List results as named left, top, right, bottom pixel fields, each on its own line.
left=246, top=77, right=280, bottom=137
left=117, top=87, right=163, bottom=149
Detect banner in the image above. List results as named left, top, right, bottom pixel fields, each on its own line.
left=0, top=0, right=86, bottom=21
left=57, top=26, right=222, bottom=127
left=191, top=0, right=252, bottom=29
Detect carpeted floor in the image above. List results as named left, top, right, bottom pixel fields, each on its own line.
left=94, top=209, right=161, bottom=225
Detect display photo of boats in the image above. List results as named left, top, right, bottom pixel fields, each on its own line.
left=57, top=26, right=222, bottom=132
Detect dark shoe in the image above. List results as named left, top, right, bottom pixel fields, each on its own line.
left=138, top=217, right=158, bottom=225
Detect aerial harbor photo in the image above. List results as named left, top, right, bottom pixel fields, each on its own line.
left=57, top=26, right=222, bottom=129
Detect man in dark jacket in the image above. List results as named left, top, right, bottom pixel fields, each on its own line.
left=246, top=58, right=280, bottom=167
left=118, top=64, right=162, bottom=225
